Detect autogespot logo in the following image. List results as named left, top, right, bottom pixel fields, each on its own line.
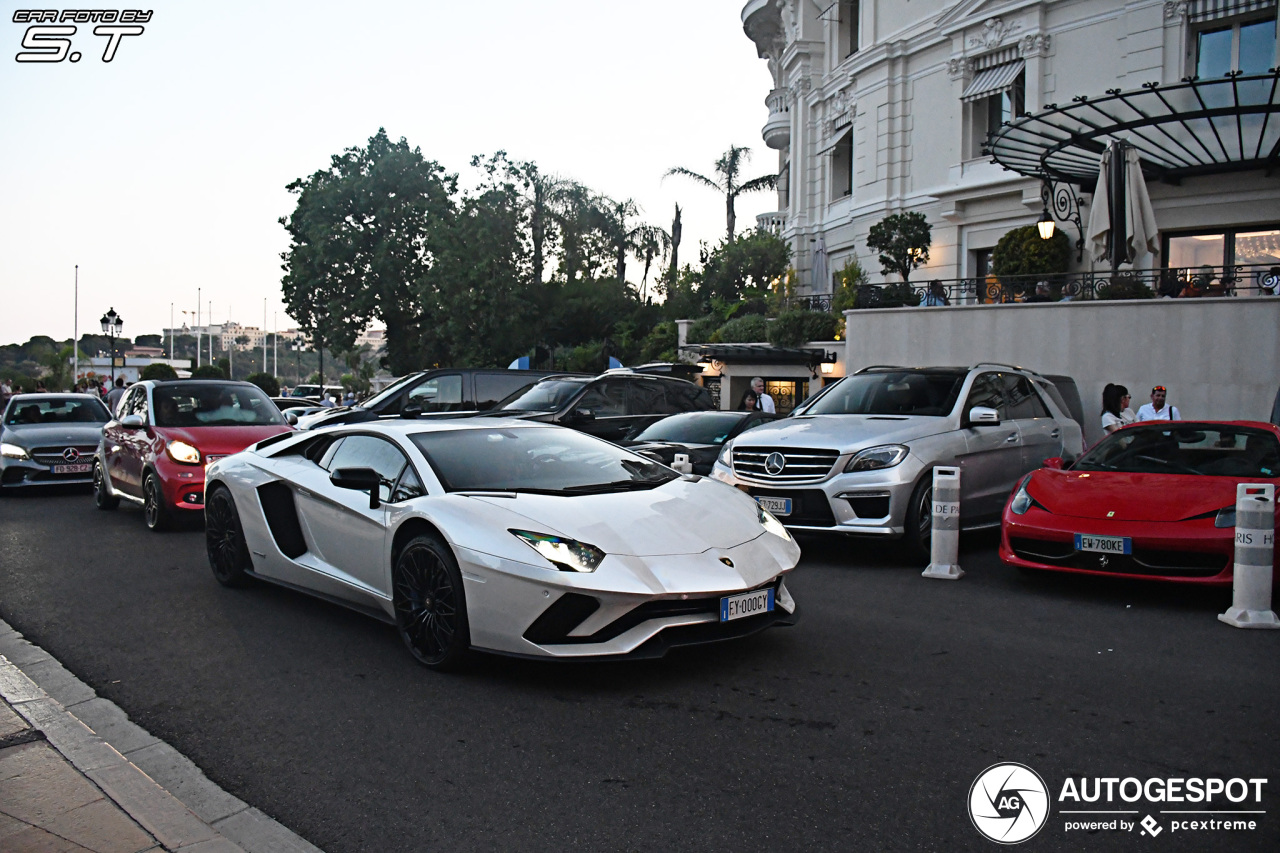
left=969, top=763, right=1051, bottom=844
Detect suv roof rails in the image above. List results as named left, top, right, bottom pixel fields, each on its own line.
left=854, top=365, right=906, bottom=373
left=969, top=361, right=1045, bottom=377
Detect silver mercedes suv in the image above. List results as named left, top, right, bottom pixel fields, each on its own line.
left=709, top=364, right=1084, bottom=560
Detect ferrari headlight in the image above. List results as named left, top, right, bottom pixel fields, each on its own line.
left=1214, top=507, right=1236, bottom=529
left=1010, top=476, right=1035, bottom=515
left=1, top=443, right=31, bottom=460
left=510, top=529, right=606, bottom=573
left=166, top=440, right=201, bottom=465
left=757, top=503, right=791, bottom=540
left=844, top=444, right=909, bottom=472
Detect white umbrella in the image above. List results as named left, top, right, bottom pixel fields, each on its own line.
left=812, top=233, right=829, bottom=292
left=1086, top=141, right=1159, bottom=266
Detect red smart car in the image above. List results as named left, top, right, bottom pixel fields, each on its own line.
left=94, top=380, right=292, bottom=530
left=1000, top=421, right=1280, bottom=585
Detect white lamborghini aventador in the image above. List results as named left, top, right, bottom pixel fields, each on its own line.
left=204, top=419, right=800, bottom=669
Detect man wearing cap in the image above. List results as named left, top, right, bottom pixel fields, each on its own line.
left=1136, top=385, right=1181, bottom=421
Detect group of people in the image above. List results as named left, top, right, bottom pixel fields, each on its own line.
left=1101, top=383, right=1182, bottom=434
left=738, top=377, right=776, bottom=413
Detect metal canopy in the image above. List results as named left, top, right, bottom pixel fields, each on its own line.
left=985, top=71, right=1280, bottom=185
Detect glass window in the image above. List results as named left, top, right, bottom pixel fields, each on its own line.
left=1076, top=425, right=1280, bottom=477
left=1001, top=375, right=1050, bottom=420
left=1234, top=229, right=1280, bottom=265
left=153, top=383, right=284, bottom=427
left=1239, top=17, right=1277, bottom=73
left=807, top=371, right=966, bottom=417
left=831, top=130, right=853, bottom=201
left=496, top=379, right=589, bottom=413
left=1197, top=26, right=1234, bottom=78
left=838, top=0, right=860, bottom=60
left=965, top=373, right=1005, bottom=417
left=1196, top=15, right=1276, bottom=78
left=119, top=388, right=145, bottom=420
left=410, top=427, right=677, bottom=494
left=1166, top=233, right=1226, bottom=269
left=3, top=396, right=111, bottom=425
left=407, top=374, right=464, bottom=413
left=324, top=434, right=410, bottom=503
left=475, top=374, right=537, bottom=410
left=391, top=465, right=426, bottom=503
left=632, top=412, right=747, bottom=444
left=575, top=380, right=627, bottom=417
left=628, top=381, right=676, bottom=415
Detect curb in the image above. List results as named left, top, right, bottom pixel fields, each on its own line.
left=0, top=618, right=321, bottom=853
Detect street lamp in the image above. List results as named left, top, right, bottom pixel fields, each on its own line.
left=100, top=307, right=123, bottom=386
left=1037, top=207, right=1056, bottom=240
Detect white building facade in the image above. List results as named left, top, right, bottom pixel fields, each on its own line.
left=742, top=0, right=1280, bottom=293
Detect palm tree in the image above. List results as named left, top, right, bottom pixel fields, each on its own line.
left=665, top=145, right=777, bottom=241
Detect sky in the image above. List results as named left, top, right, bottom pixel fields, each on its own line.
left=0, top=1, right=780, bottom=348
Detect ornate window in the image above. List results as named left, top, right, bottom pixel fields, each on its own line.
left=1187, top=1, right=1277, bottom=78
left=838, top=1, right=860, bottom=60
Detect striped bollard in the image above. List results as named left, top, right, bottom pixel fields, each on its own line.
left=922, top=467, right=964, bottom=580
left=1219, top=483, right=1278, bottom=629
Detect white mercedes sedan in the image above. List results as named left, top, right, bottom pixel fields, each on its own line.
left=204, top=419, right=800, bottom=670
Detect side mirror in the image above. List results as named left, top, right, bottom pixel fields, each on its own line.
left=120, top=414, right=145, bottom=428
left=569, top=408, right=595, bottom=423
left=284, top=411, right=299, bottom=425
left=967, top=406, right=1000, bottom=427
left=330, top=467, right=383, bottom=509
left=402, top=403, right=423, bottom=419
left=1042, top=456, right=1065, bottom=470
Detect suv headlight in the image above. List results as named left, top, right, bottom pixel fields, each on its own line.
left=166, top=440, right=201, bottom=465
left=757, top=503, right=791, bottom=540
left=1, top=443, right=31, bottom=460
left=510, top=530, right=606, bottom=573
left=716, top=441, right=733, bottom=468
left=844, top=444, right=909, bottom=472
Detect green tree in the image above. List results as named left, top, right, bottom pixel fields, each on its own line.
left=140, top=363, right=178, bottom=381
left=866, top=212, right=932, bottom=283
left=699, top=230, right=792, bottom=304
left=991, top=225, right=1070, bottom=280
left=280, top=128, right=455, bottom=375
left=245, top=372, right=280, bottom=396
left=665, top=145, right=777, bottom=240
left=192, top=365, right=225, bottom=379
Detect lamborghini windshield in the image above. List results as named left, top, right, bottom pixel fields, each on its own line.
left=1074, top=424, right=1280, bottom=477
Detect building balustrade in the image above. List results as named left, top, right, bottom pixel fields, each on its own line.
left=755, top=211, right=786, bottom=235
left=762, top=88, right=790, bottom=149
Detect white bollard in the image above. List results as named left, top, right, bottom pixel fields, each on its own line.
left=1219, top=483, right=1278, bottom=629
left=672, top=453, right=694, bottom=475
left=922, top=466, right=964, bottom=580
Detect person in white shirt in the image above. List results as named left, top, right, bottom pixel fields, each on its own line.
left=751, top=377, right=776, bottom=414
left=1101, top=383, right=1137, bottom=434
left=1135, top=385, right=1180, bottom=421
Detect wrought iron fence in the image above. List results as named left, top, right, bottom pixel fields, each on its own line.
left=788, top=264, right=1280, bottom=311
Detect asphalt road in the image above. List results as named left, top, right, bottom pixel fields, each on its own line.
left=1, top=486, right=1277, bottom=852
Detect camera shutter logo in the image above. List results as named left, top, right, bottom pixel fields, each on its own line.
left=764, top=452, right=786, bottom=475
left=969, top=763, right=1050, bottom=844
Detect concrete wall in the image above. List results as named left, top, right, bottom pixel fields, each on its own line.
left=842, top=297, right=1280, bottom=446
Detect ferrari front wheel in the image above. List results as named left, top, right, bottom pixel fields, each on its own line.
left=392, top=534, right=470, bottom=671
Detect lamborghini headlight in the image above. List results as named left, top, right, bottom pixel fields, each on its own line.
left=844, top=444, right=909, bottom=472
left=1, top=443, right=31, bottom=460
left=166, top=440, right=201, bottom=465
left=510, top=529, right=606, bottom=573
left=757, top=503, right=791, bottom=540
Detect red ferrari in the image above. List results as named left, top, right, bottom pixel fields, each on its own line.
left=1000, top=421, right=1280, bottom=585
left=94, top=380, right=292, bottom=530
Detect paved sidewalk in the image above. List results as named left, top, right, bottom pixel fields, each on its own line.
left=0, top=621, right=321, bottom=853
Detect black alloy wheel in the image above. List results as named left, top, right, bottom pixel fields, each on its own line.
left=143, top=472, right=170, bottom=531
left=902, top=478, right=933, bottom=564
left=206, top=486, right=253, bottom=587
left=93, top=460, right=119, bottom=510
left=392, top=534, right=470, bottom=671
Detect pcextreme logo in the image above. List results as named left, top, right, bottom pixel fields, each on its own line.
left=969, top=764, right=1270, bottom=844
left=12, top=10, right=151, bottom=63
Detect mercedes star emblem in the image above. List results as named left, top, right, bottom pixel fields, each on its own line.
left=62, top=447, right=80, bottom=462
left=764, top=452, right=786, bottom=476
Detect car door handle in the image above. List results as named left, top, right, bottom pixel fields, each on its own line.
left=1005, top=433, right=1019, bottom=443
left=1049, top=429, right=1061, bottom=438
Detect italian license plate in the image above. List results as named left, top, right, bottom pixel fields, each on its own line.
left=1074, top=534, right=1131, bottom=555
left=720, top=588, right=775, bottom=622
left=755, top=496, right=792, bottom=517
left=51, top=463, right=92, bottom=474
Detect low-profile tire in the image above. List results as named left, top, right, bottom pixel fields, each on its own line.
left=392, top=534, right=471, bottom=671
left=901, top=477, right=933, bottom=564
left=206, top=486, right=253, bottom=587
left=93, top=461, right=119, bottom=510
left=142, top=472, right=171, bottom=531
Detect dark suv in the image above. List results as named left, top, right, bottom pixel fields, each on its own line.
left=491, top=371, right=714, bottom=442
left=295, top=368, right=567, bottom=430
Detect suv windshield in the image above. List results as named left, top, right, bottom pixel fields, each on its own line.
left=154, top=384, right=287, bottom=427
left=495, top=379, right=589, bottom=413
left=410, top=426, right=678, bottom=494
left=1074, top=424, right=1280, bottom=477
left=804, top=371, right=965, bottom=417
left=632, top=412, right=747, bottom=444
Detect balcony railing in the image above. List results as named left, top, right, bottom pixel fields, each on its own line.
left=756, top=211, right=786, bottom=235
left=787, top=265, right=1279, bottom=311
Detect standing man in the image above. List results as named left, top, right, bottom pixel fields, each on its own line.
left=1135, top=385, right=1180, bottom=421
left=105, top=376, right=127, bottom=415
left=751, top=377, right=776, bottom=414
